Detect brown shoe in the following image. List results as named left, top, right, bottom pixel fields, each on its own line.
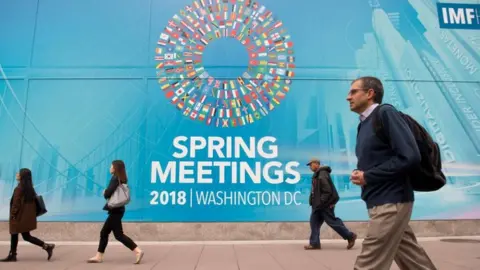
left=304, top=244, right=321, bottom=250
left=347, top=233, right=357, bottom=249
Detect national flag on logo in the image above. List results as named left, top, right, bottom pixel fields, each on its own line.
left=276, top=91, right=286, bottom=100
left=276, top=68, right=286, bottom=76
left=210, top=107, right=217, bottom=117
left=239, top=116, right=246, bottom=125
left=221, top=119, right=228, bottom=128
left=202, top=104, right=210, bottom=114
left=246, top=114, right=254, bottom=123
left=183, top=107, right=192, bottom=116
left=161, top=83, right=170, bottom=90
left=175, top=88, right=185, bottom=96
left=277, top=55, right=286, bottom=61
left=158, top=77, right=167, bottom=83
left=165, top=91, right=175, bottom=99
left=160, top=33, right=169, bottom=41
left=270, top=32, right=280, bottom=40
left=235, top=107, right=241, bottom=117
left=165, top=53, right=177, bottom=60
left=249, top=102, right=256, bottom=112
left=171, top=95, right=179, bottom=104
left=175, top=45, right=184, bottom=52
left=199, top=94, right=207, bottom=104
left=239, top=85, right=247, bottom=95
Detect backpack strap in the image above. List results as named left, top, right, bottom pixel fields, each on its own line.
left=371, top=103, right=393, bottom=144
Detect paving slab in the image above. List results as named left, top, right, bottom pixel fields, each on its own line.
left=0, top=238, right=479, bottom=269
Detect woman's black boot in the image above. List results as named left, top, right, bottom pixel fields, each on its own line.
left=43, top=243, right=55, bottom=260
left=0, top=251, right=17, bottom=262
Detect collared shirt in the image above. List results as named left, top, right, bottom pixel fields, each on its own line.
left=360, top=103, right=379, bottom=121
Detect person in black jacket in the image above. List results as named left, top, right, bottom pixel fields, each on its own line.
left=304, top=158, right=357, bottom=250
left=87, top=160, right=144, bottom=264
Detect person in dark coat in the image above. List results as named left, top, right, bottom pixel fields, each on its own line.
left=87, top=160, right=144, bottom=264
left=1, top=168, right=55, bottom=262
left=304, top=158, right=357, bottom=250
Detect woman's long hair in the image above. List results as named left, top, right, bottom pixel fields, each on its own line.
left=19, top=168, right=36, bottom=202
left=112, top=160, right=128, bottom=184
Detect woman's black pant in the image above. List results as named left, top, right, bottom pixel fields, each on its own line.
left=98, top=211, right=137, bottom=253
left=11, top=232, right=45, bottom=253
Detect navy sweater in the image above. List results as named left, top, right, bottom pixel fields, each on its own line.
left=356, top=105, right=420, bottom=209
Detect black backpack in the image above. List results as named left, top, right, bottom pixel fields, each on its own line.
left=371, top=104, right=446, bottom=192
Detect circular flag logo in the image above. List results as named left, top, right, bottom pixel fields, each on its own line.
left=155, top=0, right=295, bottom=128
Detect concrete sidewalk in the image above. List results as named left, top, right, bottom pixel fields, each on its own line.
left=0, top=237, right=479, bottom=269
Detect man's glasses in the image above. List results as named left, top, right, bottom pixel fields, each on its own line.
left=348, top=88, right=372, bottom=96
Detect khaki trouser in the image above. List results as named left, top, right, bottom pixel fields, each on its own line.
left=354, top=202, right=437, bottom=270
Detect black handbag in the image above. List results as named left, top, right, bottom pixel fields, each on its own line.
left=35, top=195, right=47, bottom=217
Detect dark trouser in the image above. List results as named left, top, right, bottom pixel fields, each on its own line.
left=11, top=232, right=45, bottom=253
left=309, top=207, right=354, bottom=246
left=98, top=212, right=137, bottom=253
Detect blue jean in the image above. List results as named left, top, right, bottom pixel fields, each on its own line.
left=309, top=207, right=354, bottom=246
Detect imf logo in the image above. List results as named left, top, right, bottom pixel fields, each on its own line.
left=155, top=1, right=295, bottom=128
left=437, top=3, right=480, bottom=30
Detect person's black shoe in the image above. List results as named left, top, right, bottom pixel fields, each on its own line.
left=347, top=233, right=357, bottom=249
left=0, top=251, right=17, bottom=262
left=43, top=243, right=55, bottom=260
left=304, top=244, right=321, bottom=250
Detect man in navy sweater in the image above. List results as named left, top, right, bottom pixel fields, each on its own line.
left=347, top=76, right=437, bottom=270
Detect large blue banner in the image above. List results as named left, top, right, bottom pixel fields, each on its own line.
left=0, top=0, right=479, bottom=222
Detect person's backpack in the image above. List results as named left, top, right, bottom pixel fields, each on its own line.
left=371, top=104, right=446, bottom=192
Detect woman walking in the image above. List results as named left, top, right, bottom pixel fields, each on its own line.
left=1, top=168, right=55, bottom=262
left=87, top=160, right=144, bottom=264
